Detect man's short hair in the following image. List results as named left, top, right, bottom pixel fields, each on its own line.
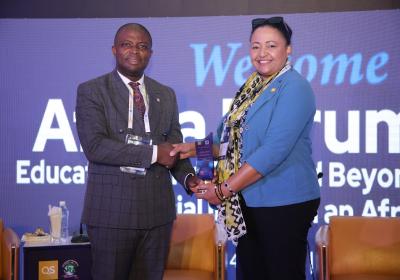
left=114, top=23, right=152, bottom=47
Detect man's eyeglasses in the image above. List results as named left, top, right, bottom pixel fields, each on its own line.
left=251, top=16, right=290, bottom=35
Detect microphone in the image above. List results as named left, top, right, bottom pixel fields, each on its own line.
left=71, top=223, right=90, bottom=243
left=317, top=172, right=323, bottom=179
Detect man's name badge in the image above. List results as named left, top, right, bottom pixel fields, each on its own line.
left=120, top=134, right=152, bottom=176
left=195, top=133, right=214, bottom=181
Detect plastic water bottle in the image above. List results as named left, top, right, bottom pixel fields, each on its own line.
left=59, top=201, right=69, bottom=243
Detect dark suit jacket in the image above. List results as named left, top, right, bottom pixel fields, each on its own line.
left=76, top=70, right=194, bottom=229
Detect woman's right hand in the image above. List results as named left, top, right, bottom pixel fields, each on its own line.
left=170, top=142, right=196, bottom=159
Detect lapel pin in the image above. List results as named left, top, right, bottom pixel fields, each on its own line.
left=156, top=98, right=160, bottom=102
left=271, top=88, right=276, bottom=93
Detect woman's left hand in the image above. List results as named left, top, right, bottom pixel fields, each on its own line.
left=194, top=182, right=224, bottom=205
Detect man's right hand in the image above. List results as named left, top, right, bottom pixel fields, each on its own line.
left=157, top=142, right=179, bottom=169
left=170, top=142, right=196, bottom=159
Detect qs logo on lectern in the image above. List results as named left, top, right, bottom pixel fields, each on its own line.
left=38, top=260, right=58, bottom=280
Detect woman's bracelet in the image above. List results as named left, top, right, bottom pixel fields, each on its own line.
left=217, top=183, right=228, bottom=200
left=223, top=181, right=236, bottom=195
left=214, top=184, right=224, bottom=202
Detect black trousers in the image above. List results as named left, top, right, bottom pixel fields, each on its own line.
left=87, top=222, right=173, bottom=280
left=236, top=198, right=320, bottom=280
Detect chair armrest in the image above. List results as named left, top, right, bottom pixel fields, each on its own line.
left=215, top=240, right=226, bottom=280
left=2, top=228, right=20, bottom=280
left=3, top=228, right=20, bottom=247
left=315, top=225, right=329, bottom=280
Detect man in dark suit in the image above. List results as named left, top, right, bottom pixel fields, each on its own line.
left=76, top=23, right=200, bottom=280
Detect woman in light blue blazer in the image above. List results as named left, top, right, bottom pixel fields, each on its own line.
left=172, top=17, right=320, bottom=280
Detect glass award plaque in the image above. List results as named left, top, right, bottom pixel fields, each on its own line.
left=195, top=133, right=214, bottom=181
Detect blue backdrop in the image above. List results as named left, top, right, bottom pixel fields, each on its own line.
left=1, top=10, right=399, bottom=279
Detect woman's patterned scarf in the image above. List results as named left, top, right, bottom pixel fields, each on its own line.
left=216, top=70, right=280, bottom=245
